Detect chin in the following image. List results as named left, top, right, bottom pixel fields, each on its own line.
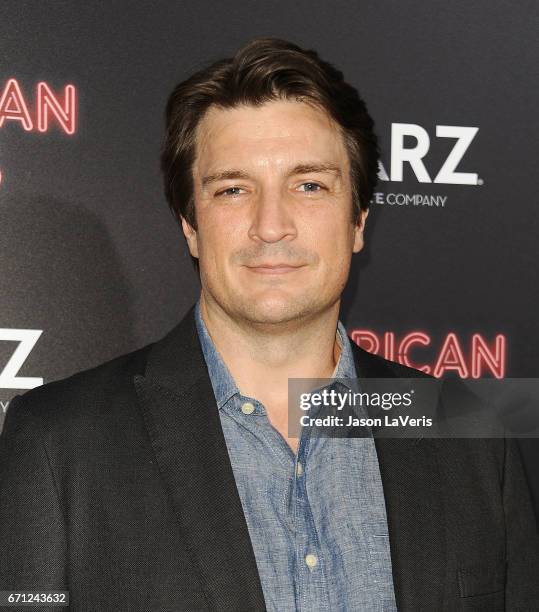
left=237, top=295, right=318, bottom=325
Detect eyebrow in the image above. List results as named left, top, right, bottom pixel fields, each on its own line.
left=201, top=163, right=342, bottom=188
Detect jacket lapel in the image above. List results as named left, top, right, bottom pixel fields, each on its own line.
left=133, top=305, right=267, bottom=612
left=350, top=341, right=447, bottom=610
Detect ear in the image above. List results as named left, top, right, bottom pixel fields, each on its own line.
left=181, top=216, right=199, bottom=259
left=352, top=208, right=369, bottom=253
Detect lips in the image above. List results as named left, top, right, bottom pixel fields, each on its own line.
left=246, top=263, right=305, bottom=274
left=251, top=263, right=302, bottom=268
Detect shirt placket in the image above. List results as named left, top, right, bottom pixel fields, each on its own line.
left=293, top=430, right=332, bottom=612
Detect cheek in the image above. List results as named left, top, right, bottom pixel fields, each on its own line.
left=197, top=211, right=244, bottom=264
left=197, top=207, right=228, bottom=243
left=308, top=217, right=354, bottom=256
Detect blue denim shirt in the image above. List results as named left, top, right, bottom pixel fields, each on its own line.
left=194, top=299, right=397, bottom=611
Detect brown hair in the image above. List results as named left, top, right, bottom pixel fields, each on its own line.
left=160, top=37, right=380, bottom=273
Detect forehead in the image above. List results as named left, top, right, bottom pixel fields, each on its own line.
left=193, top=99, right=349, bottom=174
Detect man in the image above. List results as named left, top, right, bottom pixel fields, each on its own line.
left=1, top=37, right=538, bottom=611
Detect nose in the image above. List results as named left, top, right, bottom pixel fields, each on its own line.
left=247, top=187, right=297, bottom=244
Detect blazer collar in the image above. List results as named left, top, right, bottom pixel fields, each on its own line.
left=133, top=304, right=445, bottom=611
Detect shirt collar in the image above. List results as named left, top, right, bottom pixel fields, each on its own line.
left=194, top=297, right=358, bottom=410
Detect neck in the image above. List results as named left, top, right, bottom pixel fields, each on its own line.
left=199, top=292, right=342, bottom=403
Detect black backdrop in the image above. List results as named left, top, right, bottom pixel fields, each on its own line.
left=1, top=1, right=538, bottom=515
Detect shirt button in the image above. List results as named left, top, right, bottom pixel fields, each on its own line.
left=296, top=462, right=304, bottom=477
left=241, top=402, right=255, bottom=415
left=305, top=553, right=318, bottom=568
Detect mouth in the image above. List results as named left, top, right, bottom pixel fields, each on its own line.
left=245, top=264, right=306, bottom=275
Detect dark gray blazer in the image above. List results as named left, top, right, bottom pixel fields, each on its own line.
left=1, top=304, right=538, bottom=611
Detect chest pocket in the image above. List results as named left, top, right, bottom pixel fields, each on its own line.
left=457, top=561, right=506, bottom=611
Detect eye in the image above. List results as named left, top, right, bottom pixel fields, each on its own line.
left=297, top=182, right=324, bottom=193
left=216, top=186, right=245, bottom=197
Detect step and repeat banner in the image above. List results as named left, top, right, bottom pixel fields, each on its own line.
left=1, top=2, right=538, bottom=511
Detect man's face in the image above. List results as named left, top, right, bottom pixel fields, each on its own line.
left=183, top=99, right=368, bottom=326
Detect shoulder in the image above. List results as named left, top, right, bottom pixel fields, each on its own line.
left=5, top=342, right=154, bottom=431
left=348, top=342, right=510, bottom=464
